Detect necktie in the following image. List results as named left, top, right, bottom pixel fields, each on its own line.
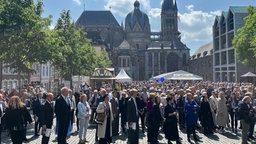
left=65, top=97, right=69, bottom=105
left=133, top=98, right=138, bottom=115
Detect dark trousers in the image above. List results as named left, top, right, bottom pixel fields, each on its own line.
left=41, top=126, right=52, bottom=144
left=35, top=121, right=41, bottom=135
left=76, top=110, right=79, bottom=131
left=121, top=114, right=127, bottom=132
left=229, top=111, right=238, bottom=130
left=249, top=118, right=256, bottom=137
left=139, top=112, right=145, bottom=131
left=42, top=135, right=50, bottom=144
left=187, top=124, right=197, bottom=140
left=178, top=110, right=185, bottom=127
left=76, top=117, right=79, bottom=131
left=152, top=124, right=160, bottom=143
left=112, top=115, right=119, bottom=136
left=22, top=124, right=27, bottom=140
left=0, top=124, right=2, bottom=142
left=128, top=122, right=139, bottom=144
left=90, top=108, right=96, bottom=123
left=10, top=130, right=23, bottom=144
left=57, top=123, right=69, bottom=144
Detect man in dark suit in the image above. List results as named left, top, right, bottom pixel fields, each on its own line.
left=137, top=93, right=146, bottom=133
left=55, top=87, right=71, bottom=144
left=127, top=88, right=139, bottom=144
left=32, top=91, right=44, bottom=136
left=119, top=91, right=128, bottom=133
left=40, top=93, right=54, bottom=144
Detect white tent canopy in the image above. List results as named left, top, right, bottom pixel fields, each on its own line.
left=240, top=72, right=256, bottom=77
left=114, top=68, right=132, bottom=82
left=153, top=70, right=203, bottom=81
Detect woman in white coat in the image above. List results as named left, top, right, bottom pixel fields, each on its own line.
left=216, top=91, right=229, bottom=133
left=96, top=94, right=114, bottom=144
left=77, top=94, right=91, bottom=143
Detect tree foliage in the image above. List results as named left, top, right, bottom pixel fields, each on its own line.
left=0, top=0, right=53, bottom=74
left=233, top=6, right=256, bottom=70
left=96, top=49, right=112, bottom=68
left=53, top=10, right=101, bottom=88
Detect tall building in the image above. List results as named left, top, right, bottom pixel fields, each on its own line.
left=76, top=0, right=190, bottom=80
left=213, top=6, right=253, bottom=82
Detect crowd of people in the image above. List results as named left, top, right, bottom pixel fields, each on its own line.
left=0, top=81, right=255, bottom=144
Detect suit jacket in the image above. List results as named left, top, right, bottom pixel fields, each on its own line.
left=40, top=101, right=54, bottom=128
left=32, top=99, right=43, bottom=117
left=136, top=97, right=145, bottom=116
left=239, top=102, right=252, bottom=123
left=119, top=97, right=128, bottom=116
left=127, top=97, right=138, bottom=123
left=55, top=96, right=70, bottom=127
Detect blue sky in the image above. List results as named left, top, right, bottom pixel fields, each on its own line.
left=41, top=0, right=255, bottom=55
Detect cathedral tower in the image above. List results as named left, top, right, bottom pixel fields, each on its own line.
left=161, top=0, right=179, bottom=41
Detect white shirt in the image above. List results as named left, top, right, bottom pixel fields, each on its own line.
left=62, top=95, right=69, bottom=105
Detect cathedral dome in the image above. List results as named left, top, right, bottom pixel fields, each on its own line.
left=125, top=1, right=150, bottom=32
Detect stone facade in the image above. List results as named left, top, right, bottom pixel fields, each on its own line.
left=76, top=0, right=190, bottom=80
left=189, top=43, right=213, bottom=81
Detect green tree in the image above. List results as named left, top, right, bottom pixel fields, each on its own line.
left=96, top=49, right=112, bottom=68
left=53, top=10, right=98, bottom=89
left=0, top=0, right=53, bottom=90
left=233, top=6, right=256, bottom=71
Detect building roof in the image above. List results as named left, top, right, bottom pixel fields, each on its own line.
left=230, top=6, right=248, bottom=14
left=192, top=42, right=213, bottom=59
left=76, top=11, right=120, bottom=27
left=117, top=40, right=133, bottom=49
left=216, top=16, right=221, bottom=21
left=125, top=1, right=150, bottom=31
left=222, top=11, right=228, bottom=18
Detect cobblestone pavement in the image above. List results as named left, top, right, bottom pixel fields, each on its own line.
left=1, top=119, right=255, bottom=144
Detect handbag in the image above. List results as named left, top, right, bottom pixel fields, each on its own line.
left=96, top=112, right=106, bottom=123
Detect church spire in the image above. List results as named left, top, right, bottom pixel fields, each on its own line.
left=161, top=0, right=179, bottom=41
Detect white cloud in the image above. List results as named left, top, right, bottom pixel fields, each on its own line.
left=148, top=8, right=161, bottom=18
left=72, top=0, right=82, bottom=5
left=178, top=5, right=222, bottom=44
left=104, top=0, right=151, bottom=17
left=186, top=4, right=194, bottom=11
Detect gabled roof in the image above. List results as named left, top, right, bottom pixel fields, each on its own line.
left=118, top=40, right=132, bottom=49
left=222, top=11, right=228, bottom=18
left=229, top=6, right=248, bottom=14
left=76, top=11, right=120, bottom=27
left=213, top=16, right=221, bottom=26
left=216, top=16, right=221, bottom=21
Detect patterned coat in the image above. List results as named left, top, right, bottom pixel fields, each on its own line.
left=216, top=98, right=229, bottom=127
